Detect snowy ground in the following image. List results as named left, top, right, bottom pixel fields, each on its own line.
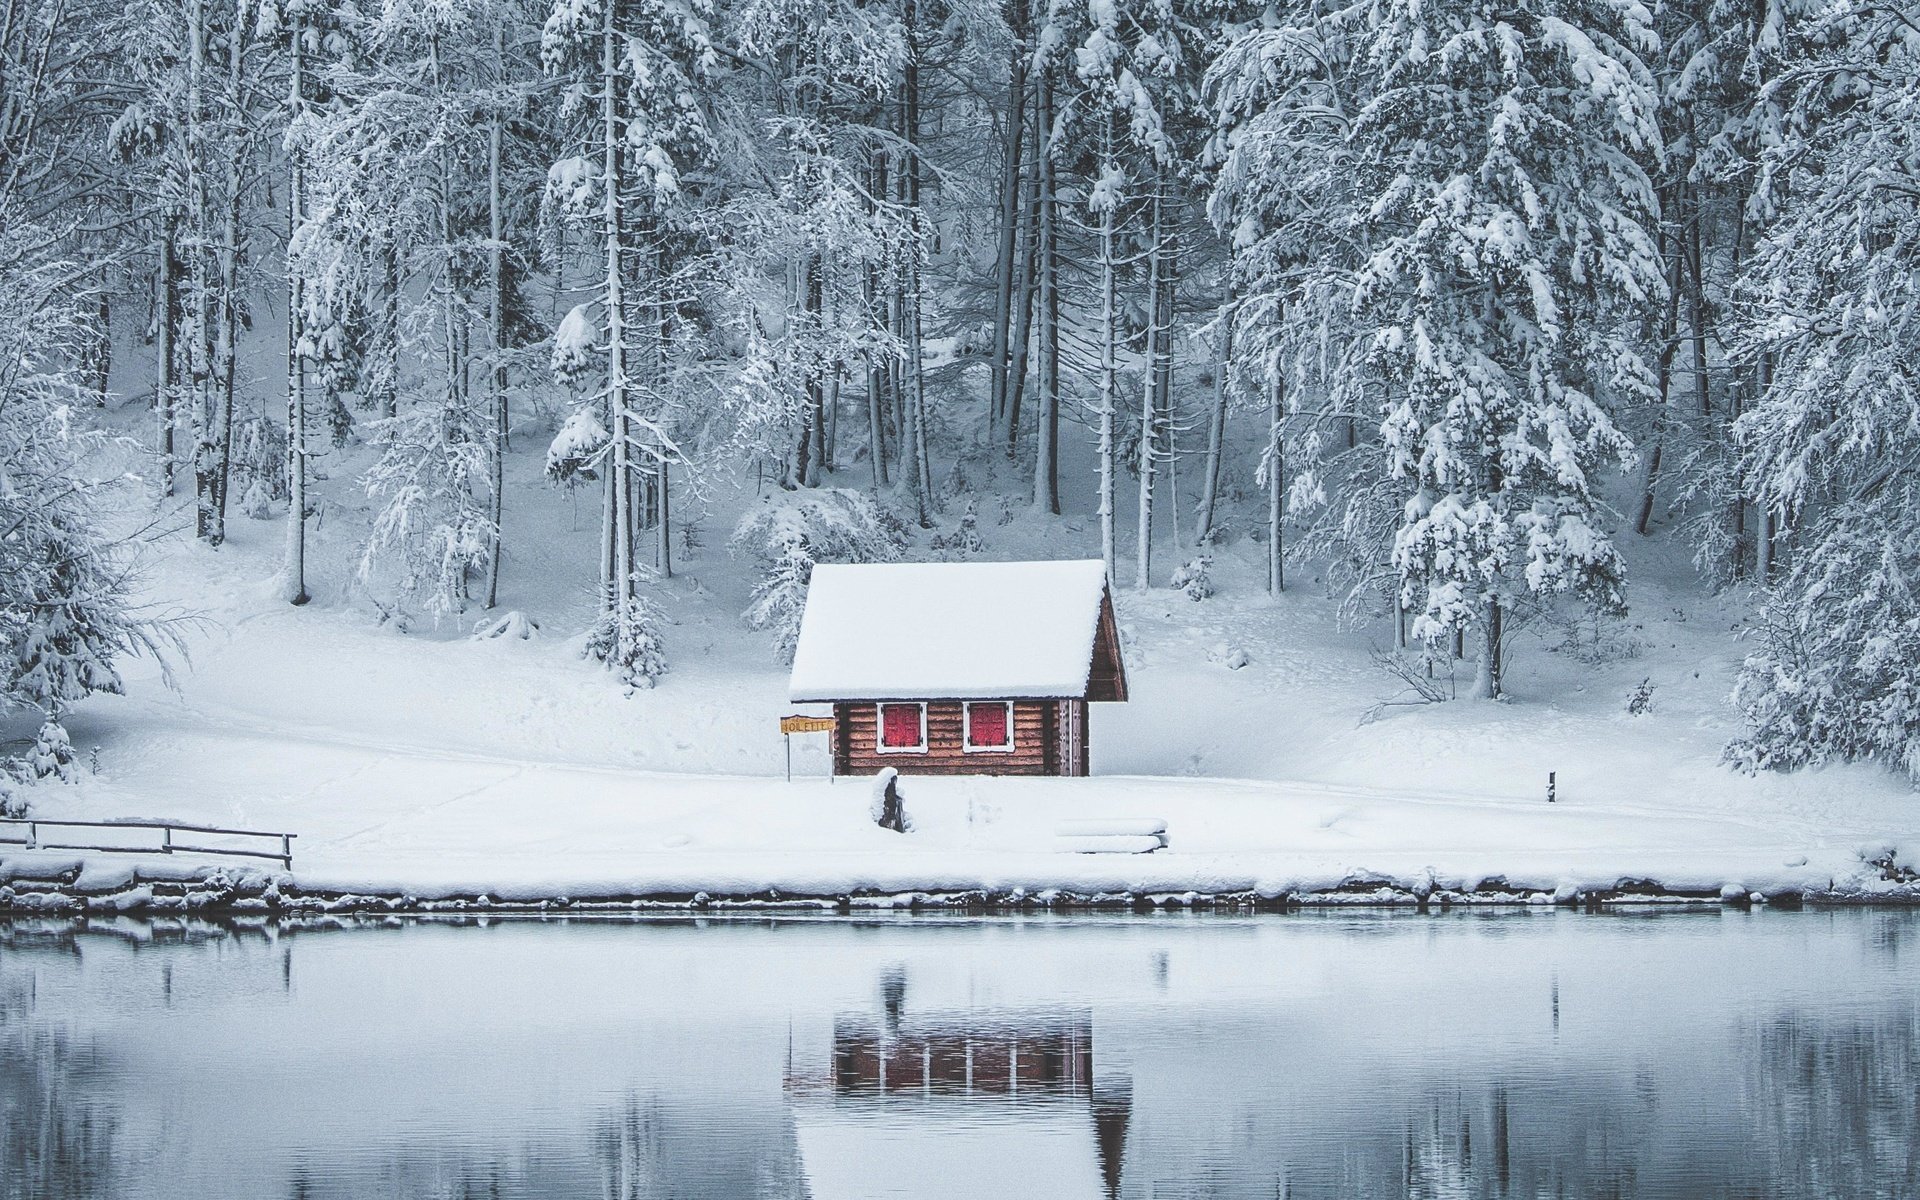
left=4, top=396, right=1917, bottom=903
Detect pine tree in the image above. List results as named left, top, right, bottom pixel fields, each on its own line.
left=542, top=0, right=719, bottom=688
left=1212, top=0, right=1666, bottom=696
left=0, top=230, right=144, bottom=730
left=1726, top=2, right=1920, bottom=778
left=297, top=0, right=540, bottom=621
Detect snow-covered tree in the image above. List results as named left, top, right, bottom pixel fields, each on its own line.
left=0, top=230, right=149, bottom=744
left=298, top=0, right=542, bottom=620
left=1726, top=2, right=1920, bottom=778
left=1211, top=0, right=1666, bottom=697
left=729, top=488, right=905, bottom=661
left=542, top=0, right=719, bottom=688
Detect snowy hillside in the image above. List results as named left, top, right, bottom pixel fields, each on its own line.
left=0, top=408, right=1903, bottom=903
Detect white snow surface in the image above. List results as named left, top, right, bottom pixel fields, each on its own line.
left=790, top=560, right=1113, bottom=701
left=5, top=391, right=1918, bottom=904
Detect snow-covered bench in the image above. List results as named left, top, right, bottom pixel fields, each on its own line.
left=1054, top=818, right=1168, bottom=854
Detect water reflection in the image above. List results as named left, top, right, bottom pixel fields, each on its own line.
left=0, top=910, right=1916, bottom=1199
left=791, top=1003, right=1126, bottom=1199
left=0, top=1006, right=118, bottom=1200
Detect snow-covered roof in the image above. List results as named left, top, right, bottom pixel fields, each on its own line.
left=789, top=560, right=1121, bottom=702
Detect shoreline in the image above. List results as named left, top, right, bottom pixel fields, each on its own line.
left=5, top=855, right=1918, bottom=917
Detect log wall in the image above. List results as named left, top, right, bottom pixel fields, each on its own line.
left=835, top=700, right=1062, bottom=777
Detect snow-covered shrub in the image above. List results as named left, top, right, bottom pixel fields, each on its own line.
left=545, top=407, right=610, bottom=486
left=581, top=591, right=669, bottom=692
left=0, top=774, right=25, bottom=820
left=26, top=718, right=77, bottom=783
left=1360, top=647, right=1455, bottom=724
left=1169, top=556, right=1214, bottom=601
left=870, top=767, right=912, bottom=833
left=1549, top=611, right=1646, bottom=665
left=1206, top=642, right=1250, bottom=670
left=730, top=489, right=905, bottom=662
left=1626, top=678, right=1655, bottom=717
left=473, top=611, right=539, bottom=641
left=930, top=502, right=987, bottom=559
left=359, top=405, right=497, bottom=624
left=550, top=303, right=599, bottom=386
left=228, top=415, right=289, bottom=520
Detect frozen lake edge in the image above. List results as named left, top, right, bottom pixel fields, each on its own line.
left=4, top=854, right=1919, bottom=917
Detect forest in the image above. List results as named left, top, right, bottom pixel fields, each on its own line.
left=0, top=0, right=1917, bottom=785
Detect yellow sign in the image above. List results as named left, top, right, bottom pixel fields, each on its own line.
left=780, top=715, right=835, bottom=735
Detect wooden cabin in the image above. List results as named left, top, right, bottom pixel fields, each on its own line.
left=788, top=560, right=1128, bottom=777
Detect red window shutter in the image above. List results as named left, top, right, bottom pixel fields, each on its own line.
left=880, top=704, right=922, bottom=749
left=967, top=703, right=1009, bottom=748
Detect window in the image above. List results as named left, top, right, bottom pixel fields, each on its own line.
left=964, top=701, right=1015, bottom=752
left=877, top=703, right=926, bottom=753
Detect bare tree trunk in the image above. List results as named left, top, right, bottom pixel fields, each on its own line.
left=602, top=0, right=637, bottom=651
left=1686, top=193, right=1710, bottom=424
left=484, top=20, right=507, bottom=609
left=899, top=10, right=932, bottom=522
left=214, top=4, right=243, bottom=532
left=1194, top=300, right=1232, bottom=546
left=155, top=220, right=177, bottom=496
left=823, top=368, right=840, bottom=472
left=1094, top=118, right=1118, bottom=581
left=1635, top=230, right=1683, bottom=536
left=1266, top=373, right=1283, bottom=595
left=985, top=16, right=1027, bottom=443
left=284, top=9, right=309, bottom=604
left=1474, top=596, right=1502, bottom=699
left=1754, top=351, right=1774, bottom=585
left=285, top=297, right=308, bottom=601
left=865, top=267, right=889, bottom=488
left=904, top=274, right=932, bottom=517
left=186, top=0, right=220, bottom=544
left=90, top=293, right=110, bottom=404
left=1133, top=179, right=1168, bottom=592
left=808, top=255, right=826, bottom=479
left=656, top=459, right=672, bottom=578
left=378, top=238, right=400, bottom=418
left=1030, top=71, right=1059, bottom=514
left=1004, top=86, right=1040, bottom=459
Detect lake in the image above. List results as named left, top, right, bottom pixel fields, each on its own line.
left=2, top=908, right=1915, bottom=1199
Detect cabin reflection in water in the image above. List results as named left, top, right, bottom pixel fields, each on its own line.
left=786, top=1010, right=1134, bottom=1200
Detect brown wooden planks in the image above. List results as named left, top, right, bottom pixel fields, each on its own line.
left=835, top=700, right=1060, bottom=776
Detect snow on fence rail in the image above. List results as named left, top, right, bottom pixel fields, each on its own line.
left=0, top=818, right=296, bottom=869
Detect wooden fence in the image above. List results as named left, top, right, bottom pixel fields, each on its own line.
left=0, top=818, right=296, bottom=869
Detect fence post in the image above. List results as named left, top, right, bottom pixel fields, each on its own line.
left=281, top=834, right=292, bottom=869
left=162, top=827, right=173, bottom=854
left=26, top=821, right=35, bottom=850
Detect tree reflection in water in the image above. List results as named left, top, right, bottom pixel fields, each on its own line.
left=0, top=976, right=120, bottom=1200
left=1755, top=1008, right=1920, bottom=1198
